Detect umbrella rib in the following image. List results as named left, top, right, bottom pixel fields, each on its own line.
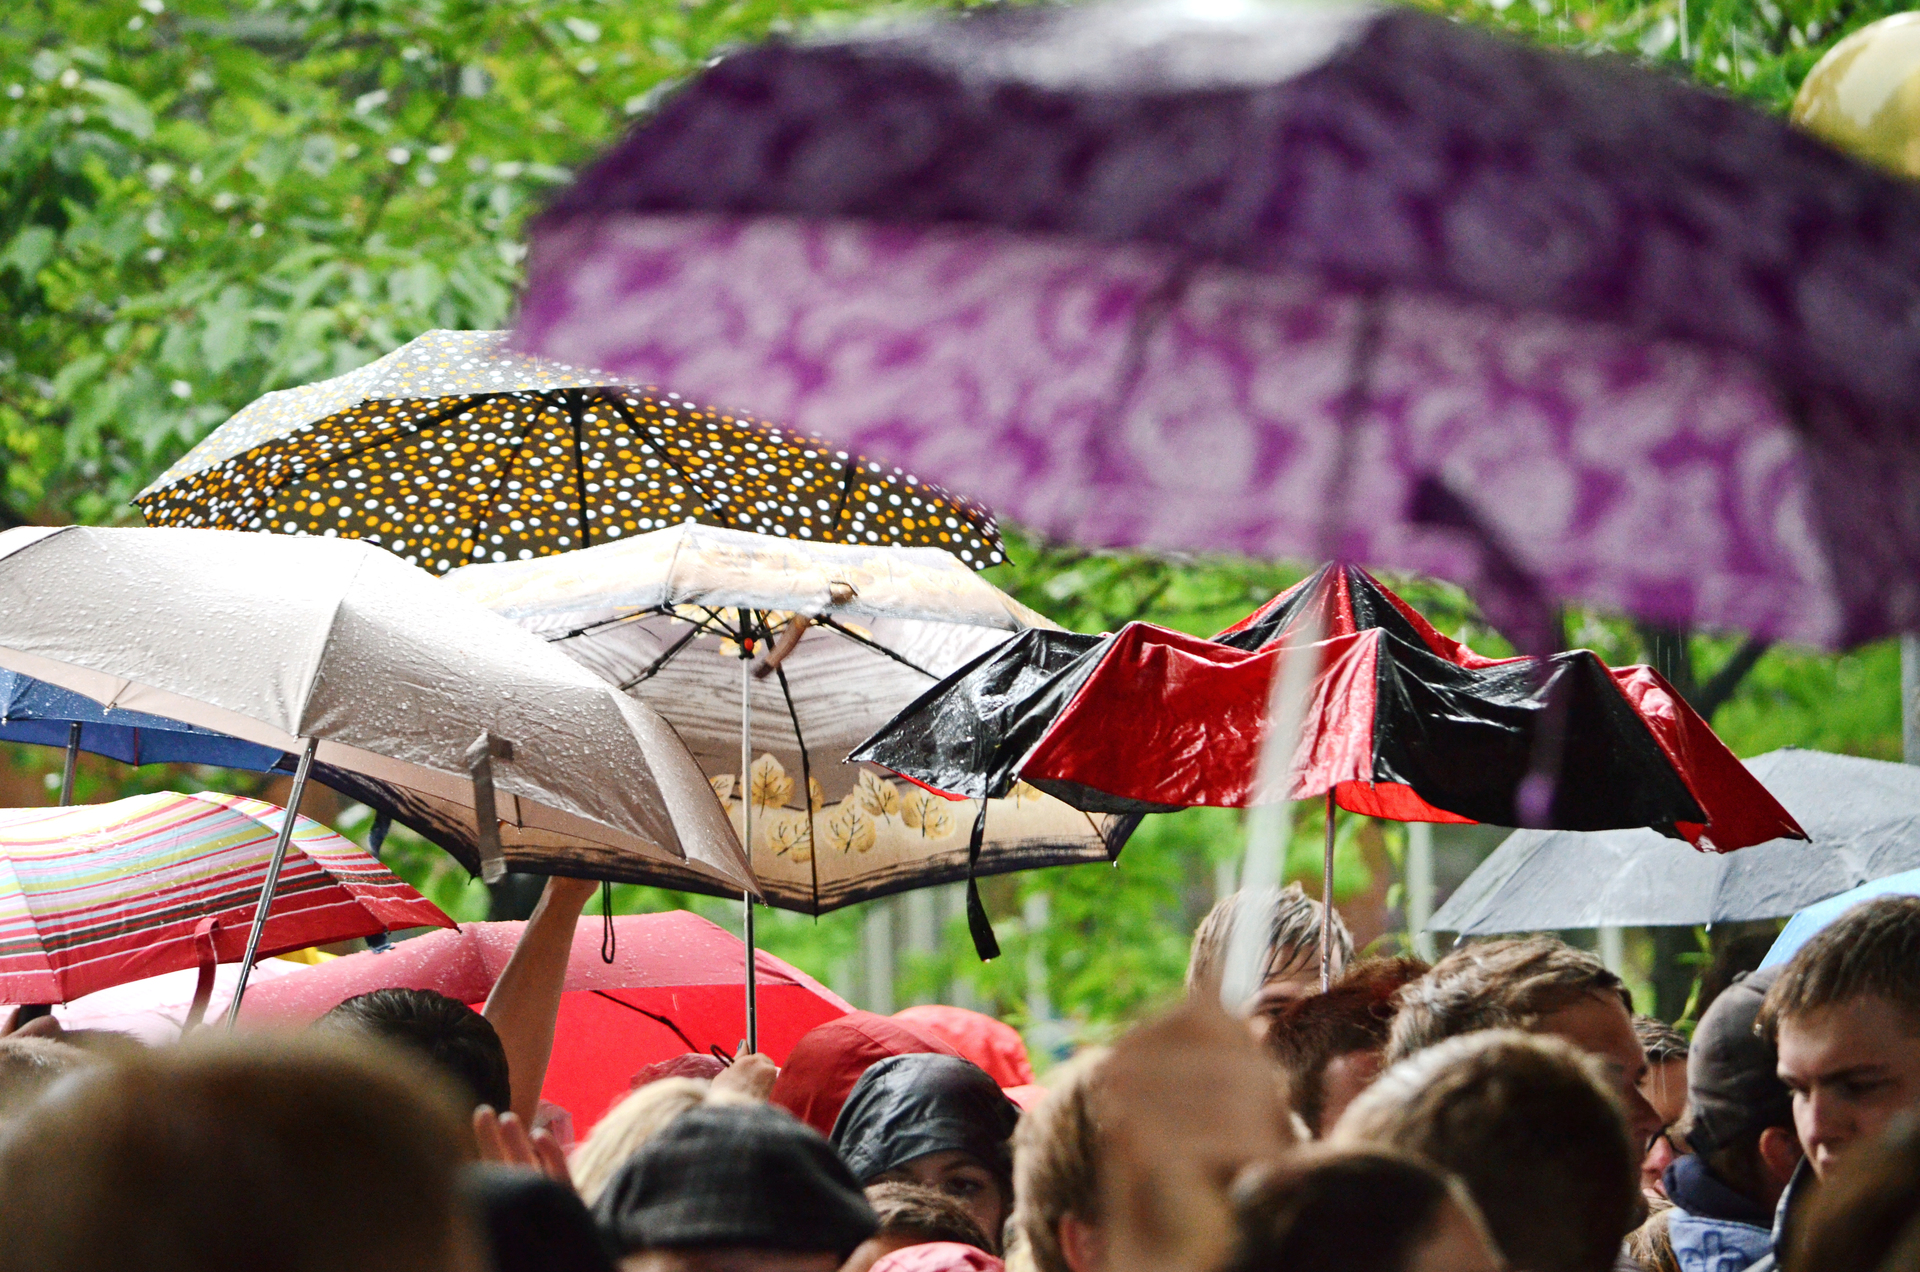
left=588, top=989, right=700, bottom=1051
left=570, top=391, right=594, bottom=548
left=602, top=393, right=731, bottom=526
left=771, top=652, right=822, bottom=913
left=616, top=619, right=707, bottom=691
left=459, top=395, right=538, bottom=561
left=814, top=616, right=940, bottom=678
left=227, top=394, right=482, bottom=530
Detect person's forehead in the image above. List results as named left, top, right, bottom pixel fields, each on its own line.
left=1535, top=992, right=1642, bottom=1062
left=1778, top=995, right=1920, bottom=1071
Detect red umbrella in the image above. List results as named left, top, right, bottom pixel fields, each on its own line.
left=235, top=911, right=850, bottom=1131
left=859, top=565, right=1804, bottom=852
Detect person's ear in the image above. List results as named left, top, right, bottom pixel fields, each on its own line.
left=1758, top=1125, right=1804, bottom=1197
left=1059, top=1214, right=1105, bottom=1272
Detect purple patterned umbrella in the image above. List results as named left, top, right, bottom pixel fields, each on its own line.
left=515, top=0, right=1920, bottom=651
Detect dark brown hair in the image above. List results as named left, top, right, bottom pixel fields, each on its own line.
left=1226, top=1146, right=1481, bottom=1272
left=1261, top=958, right=1429, bottom=1133
left=1334, top=1030, right=1639, bottom=1272
left=866, top=1181, right=993, bottom=1252
left=1388, top=937, right=1631, bottom=1062
left=1759, top=896, right=1920, bottom=1042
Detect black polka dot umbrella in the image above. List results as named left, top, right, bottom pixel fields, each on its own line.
left=133, top=329, right=1004, bottom=573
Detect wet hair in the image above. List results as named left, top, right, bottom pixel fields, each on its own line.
left=866, top=1182, right=994, bottom=1252
left=1260, top=958, right=1428, bottom=1134
left=1188, top=884, right=1355, bottom=993
left=1758, top=896, right=1920, bottom=1042
left=1634, top=1017, right=1690, bottom=1065
left=1226, top=1145, right=1485, bottom=1272
left=1333, top=1030, right=1639, bottom=1272
left=1388, top=936, right=1631, bottom=1062
left=0, top=1034, right=472, bottom=1272
left=1008, top=1047, right=1111, bottom=1272
left=318, top=986, right=512, bottom=1113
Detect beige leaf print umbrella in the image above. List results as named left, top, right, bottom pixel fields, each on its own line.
left=447, top=522, right=1129, bottom=918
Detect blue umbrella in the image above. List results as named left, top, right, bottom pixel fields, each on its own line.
left=0, top=670, right=285, bottom=803
left=1761, top=866, right=1920, bottom=969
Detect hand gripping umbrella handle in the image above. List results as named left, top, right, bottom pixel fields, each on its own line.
left=465, top=732, right=516, bottom=883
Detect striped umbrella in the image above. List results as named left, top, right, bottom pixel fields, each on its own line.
left=0, top=790, right=452, bottom=1007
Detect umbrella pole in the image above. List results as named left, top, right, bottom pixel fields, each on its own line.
left=58, top=722, right=80, bottom=806
left=1321, top=789, right=1336, bottom=991
left=223, top=736, right=318, bottom=1028
left=741, top=639, right=758, bottom=1055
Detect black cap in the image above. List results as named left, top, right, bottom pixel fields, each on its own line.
left=593, top=1103, right=878, bottom=1258
left=830, top=1053, right=1019, bottom=1186
left=462, top=1163, right=617, bottom=1272
left=1687, top=967, right=1793, bottom=1157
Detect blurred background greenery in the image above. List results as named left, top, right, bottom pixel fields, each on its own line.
left=3, top=0, right=1910, bottom=1062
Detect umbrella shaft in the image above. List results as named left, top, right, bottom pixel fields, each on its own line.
left=1321, top=789, right=1335, bottom=992
left=59, top=722, right=80, bottom=806
left=224, top=736, right=318, bottom=1028
left=741, top=645, right=758, bottom=1054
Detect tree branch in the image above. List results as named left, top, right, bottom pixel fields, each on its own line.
left=1693, top=635, right=1771, bottom=721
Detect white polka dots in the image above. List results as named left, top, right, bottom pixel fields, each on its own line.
left=135, top=330, right=1004, bottom=573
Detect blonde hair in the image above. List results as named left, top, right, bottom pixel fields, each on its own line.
left=570, top=1077, right=757, bottom=1205
left=1008, top=1047, right=1112, bottom=1272
left=1187, top=885, right=1354, bottom=994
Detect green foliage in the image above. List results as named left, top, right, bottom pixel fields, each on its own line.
left=1, top=0, right=1911, bottom=1047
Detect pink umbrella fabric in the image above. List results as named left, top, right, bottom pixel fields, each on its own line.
left=236, top=911, right=850, bottom=1131
left=515, top=1, right=1920, bottom=652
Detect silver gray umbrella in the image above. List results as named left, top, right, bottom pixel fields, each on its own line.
left=1430, top=748, right=1920, bottom=934
left=0, top=526, right=751, bottom=1017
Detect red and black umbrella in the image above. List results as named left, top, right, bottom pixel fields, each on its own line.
left=854, top=565, right=1804, bottom=854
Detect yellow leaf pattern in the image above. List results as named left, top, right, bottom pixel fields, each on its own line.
left=1009, top=780, right=1043, bottom=806
left=750, top=753, right=794, bottom=808
left=764, top=813, right=813, bottom=863
left=709, top=773, right=735, bottom=805
left=899, top=789, right=957, bottom=840
left=857, top=769, right=901, bottom=818
left=808, top=777, right=826, bottom=811
left=826, top=796, right=878, bottom=854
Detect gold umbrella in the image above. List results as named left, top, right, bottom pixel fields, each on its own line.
left=135, top=329, right=1004, bottom=573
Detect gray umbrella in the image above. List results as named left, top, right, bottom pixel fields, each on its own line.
left=1429, top=748, right=1920, bottom=934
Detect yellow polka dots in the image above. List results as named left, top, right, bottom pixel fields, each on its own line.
left=134, top=330, right=1004, bottom=573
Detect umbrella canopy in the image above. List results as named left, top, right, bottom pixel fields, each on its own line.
left=446, top=523, right=1124, bottom=914
left=0, top=670, right=284, bottom=772
left=0, top=791, right=451, bottom=1005
left=1761, top=865, right=1920, bottom=969
left=1431, top=749, right=1920, bottom=934
left=236, top=911, right=851, bottom=1131
left=134, top=329, right=1003, bottom=573
left=515, top=0, right=1920, bottom=652
left=856, top=564, right=1803, bottom=850
left=0, top=525, right=750, bottom=893
left=39, top=956, right=312, bottom=1045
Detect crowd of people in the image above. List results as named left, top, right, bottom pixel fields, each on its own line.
left=2, top=878, right=1919, bottom=1272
